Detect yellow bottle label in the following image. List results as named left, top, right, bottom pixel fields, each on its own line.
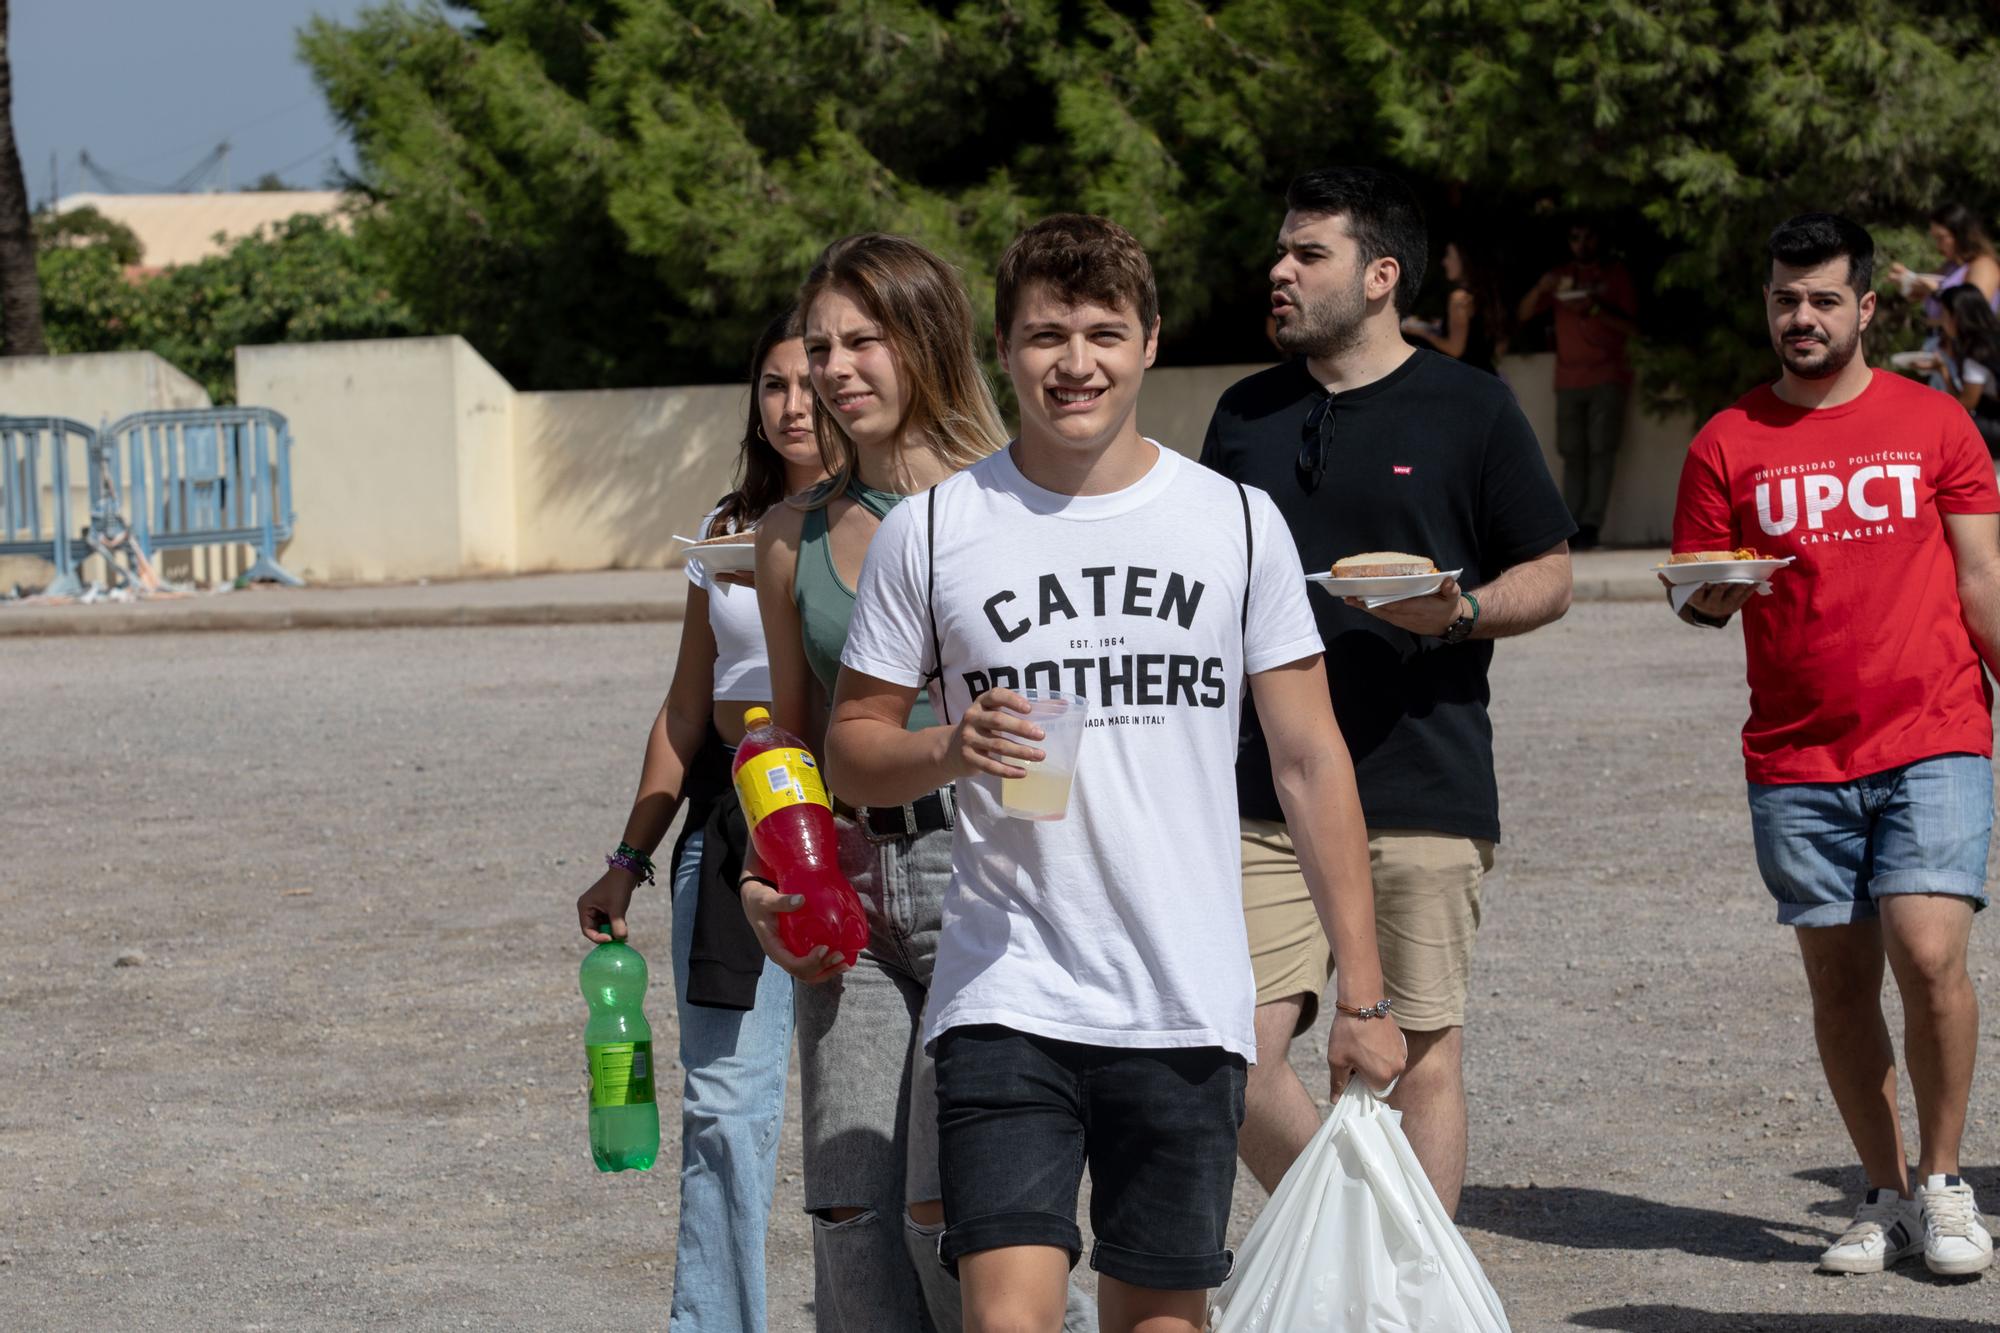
left=735, top=747, right=831, bottom=828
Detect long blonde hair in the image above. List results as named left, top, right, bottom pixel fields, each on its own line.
left=796, top=233, right=1006, bottom=507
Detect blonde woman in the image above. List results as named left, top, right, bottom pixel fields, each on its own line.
left=747, top=235, right=1090, bottom=1331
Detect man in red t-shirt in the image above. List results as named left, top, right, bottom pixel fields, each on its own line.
left=1671, top=213, right=2000, bottom=1278
left=1520, top=222, right=1639, bottom=549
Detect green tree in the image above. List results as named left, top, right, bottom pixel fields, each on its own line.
left=1337, top=0, right=2000, bottom=410
left=36, top=204, right=144, bottom=266
left=302, top=1, right=2000, bottom=412
left=37, top=213, right=419, bottom=402
left=35, top=244, right=140, bottom=354
left=301, top=0, right=1346, bottom=387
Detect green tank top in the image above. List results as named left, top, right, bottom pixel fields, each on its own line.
left=795, top=479, right=939, bottom=732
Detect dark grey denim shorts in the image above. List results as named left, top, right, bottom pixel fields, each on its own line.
left=934, top=1023, right=1246, bottom=1291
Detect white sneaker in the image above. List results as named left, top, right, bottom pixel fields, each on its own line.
left=1917, top=1173, right=1994, bottom=1276
left=1819, top=1187, right=1922, bottom=1273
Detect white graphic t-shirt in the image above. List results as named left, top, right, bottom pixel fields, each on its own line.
left=842, top=443, right=1322, bottom=1060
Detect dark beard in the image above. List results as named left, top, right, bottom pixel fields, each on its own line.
left=1777, top=327, right=1859, bottom=380
left=1273, top=275, right=1369, bottom=359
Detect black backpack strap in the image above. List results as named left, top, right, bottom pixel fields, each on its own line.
left=925, top=488, right=951, bottom=725
left=1235, top=480, right=1252, bottom=636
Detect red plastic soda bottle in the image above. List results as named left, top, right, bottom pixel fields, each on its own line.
left=732, top=708, right=870, bottom=960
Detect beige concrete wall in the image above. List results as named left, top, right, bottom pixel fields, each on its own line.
left=514, top=382, right=748, bottom=573
left=6, top=342, right=1699, bottom=593
left=0, top=351, right=212, bottom=588
left=1144, top=364, right=1268, bottom=460
left=0, top=349, right=212, bottom=421
left=1498, top=352, right=1694, bottom=546
left=450, top=340, right=519, bottom=574
left=1151, top=353, right=1695, bottom=546
left=54, top=191, right=349, bottom=268
left=236, top=338, right=490, bottom=583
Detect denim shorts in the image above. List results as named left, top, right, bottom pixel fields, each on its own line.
left=1748, top=753, right=1993, bottom=927
left=933, top=1024, right=1246, bottom=1291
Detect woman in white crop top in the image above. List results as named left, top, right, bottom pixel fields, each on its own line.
left=575, top=310, right=825, bottom=1332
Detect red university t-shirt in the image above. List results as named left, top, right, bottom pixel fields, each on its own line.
left=1673, top=369, right=2000, bottom=784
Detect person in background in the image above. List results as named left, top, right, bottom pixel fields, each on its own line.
left=1936, top=283, right=2000, bottom=457
left=1889, top=202, right=2000, bottom=317
left=574, top=310, right=826, bottom=1332
left=1518, top=221, right=1639, bottom=548
left=1403, top=239, right=1504, bottom=374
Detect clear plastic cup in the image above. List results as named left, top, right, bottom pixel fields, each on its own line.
left=999, top=689, right=1089, bottom=821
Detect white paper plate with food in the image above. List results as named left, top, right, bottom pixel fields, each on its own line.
left=1307, top=570, right=1463, bottom=601
left=673, top=533, right=758, bottom=574
left=1654, top=551, right=1794, bottom=586
left=1307, top=553, right=1461, bottom=603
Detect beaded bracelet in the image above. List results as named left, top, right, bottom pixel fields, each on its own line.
left=606, top=841, right=657, bottom=886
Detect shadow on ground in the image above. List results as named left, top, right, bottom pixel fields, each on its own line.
left=1794, top=1164, right=2000, bottom=1218
left=1459, top=1186, right=1826, bottom=1262
left=1572, top=1306, right=1992, bottom=1332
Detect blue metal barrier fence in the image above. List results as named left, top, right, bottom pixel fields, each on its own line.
left=0, top=416, right=92, bottom=598
left=105, top=407, right=302, bottom=586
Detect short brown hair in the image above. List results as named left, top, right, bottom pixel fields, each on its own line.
left=995, top=214, right=1159, bottom=341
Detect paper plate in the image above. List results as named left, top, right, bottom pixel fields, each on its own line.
left=674, top=534, right=757, bottom=574
left=1306, top=569, right=1461, bottom=602
left=1654, top=557, right=1792, bottom=587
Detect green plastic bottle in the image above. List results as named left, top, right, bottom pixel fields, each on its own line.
left=579, top=938, right=659, bottom=1172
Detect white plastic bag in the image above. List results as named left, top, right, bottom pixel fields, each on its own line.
left=1210, top=1080, right=1510, bottom=1332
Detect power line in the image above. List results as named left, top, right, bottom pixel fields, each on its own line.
left=78, top=142, right=230, bottom=195
left=252, top=137, right=347, bottom=185
left=116, top=94, right=322, bottom=173
left=77, top=150, right=170, bottom=194
left=166, top=143, right=232, bottom=193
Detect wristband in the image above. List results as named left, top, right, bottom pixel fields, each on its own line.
left=606, top=841, right=656, bottom=886
left=1334, top=998, right=1394, bottom=1021
left=1441, top=590, right=1480, bottom=646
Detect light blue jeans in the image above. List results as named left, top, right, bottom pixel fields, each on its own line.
left=669, top=829, right=796, bottom=1333
left=1748, top=753, right=1993, bottom=927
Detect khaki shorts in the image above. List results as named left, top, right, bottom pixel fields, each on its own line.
left=1240, top=819, right=1496, bottom=1034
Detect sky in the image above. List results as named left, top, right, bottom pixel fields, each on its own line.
left=12, top=0, right=388, bottom=208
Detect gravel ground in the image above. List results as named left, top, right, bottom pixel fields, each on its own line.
left=3, top=605, right=1998, bottom=1332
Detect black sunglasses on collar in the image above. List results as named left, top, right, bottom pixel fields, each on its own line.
left=1297, top=391, right=1336, bottom=493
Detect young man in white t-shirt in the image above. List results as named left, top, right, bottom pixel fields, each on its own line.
left=823, top=215, right=1406, bottom=1333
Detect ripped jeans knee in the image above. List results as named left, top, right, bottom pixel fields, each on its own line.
left=811, top=1205, right=878, bottom=1231
left=810, top=1204, right=962, bottom=1330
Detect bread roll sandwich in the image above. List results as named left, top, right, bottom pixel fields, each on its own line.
left=1666, top=547, right=1763, bottom=564
left=1331, top=551, right=1437, bottom=578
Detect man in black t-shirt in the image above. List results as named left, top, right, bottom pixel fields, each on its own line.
left=1201, top=166, right=1575, bottom=1215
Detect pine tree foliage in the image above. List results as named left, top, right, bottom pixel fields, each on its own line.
left=1339, top=0, right=2000, bottom=407
left=302, top=1, right=2000, bottom=411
